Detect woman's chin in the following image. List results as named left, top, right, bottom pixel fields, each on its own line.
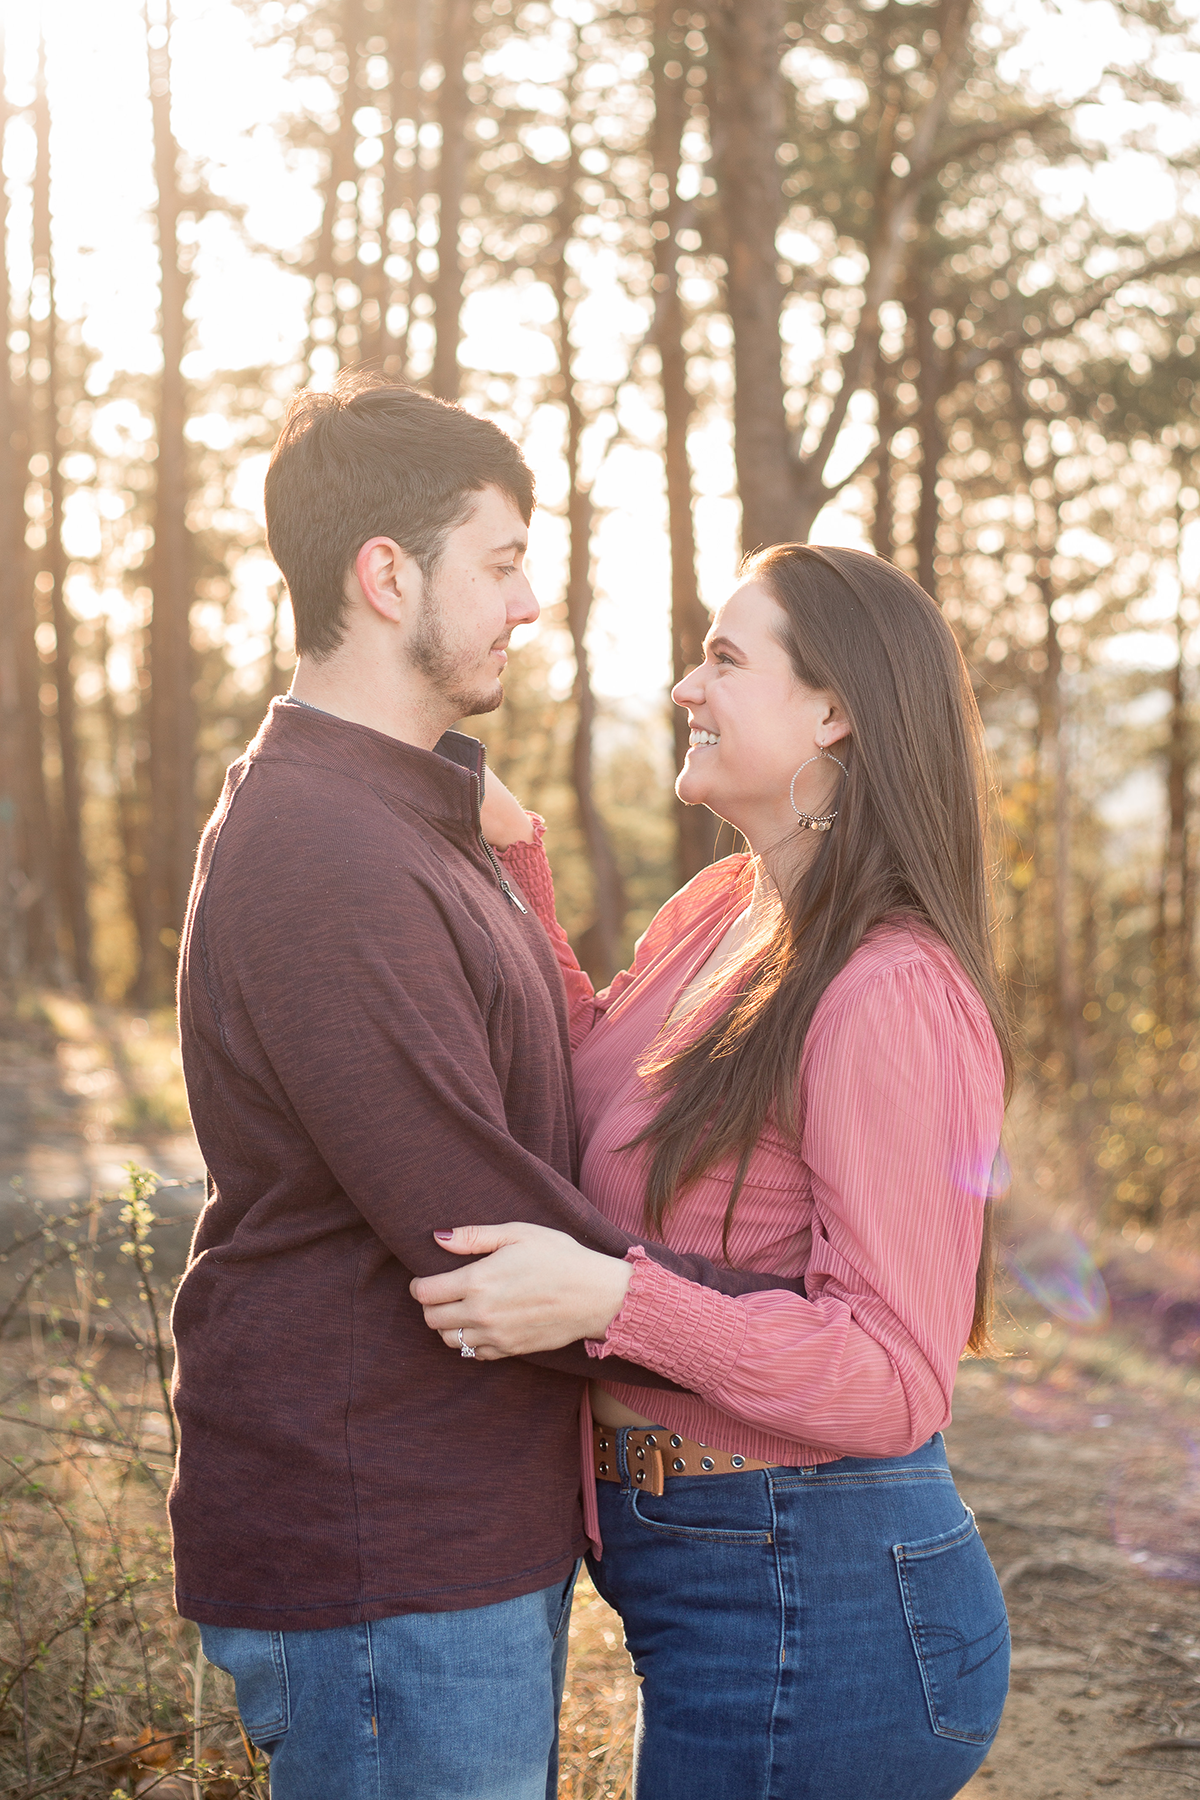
left=675, top=769, right=712, bottom=809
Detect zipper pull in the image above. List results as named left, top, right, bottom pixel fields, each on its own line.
left=479, top=832, right=530, bottom=912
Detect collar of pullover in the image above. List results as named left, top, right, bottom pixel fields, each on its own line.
left=250, top=695, right=487, bottom=850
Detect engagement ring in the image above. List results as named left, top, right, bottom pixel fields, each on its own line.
left=458, top=1326, right=476, bottom=1359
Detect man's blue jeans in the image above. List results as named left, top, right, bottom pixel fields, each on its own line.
left=590, top=1432, right=1009, bottom=1799
left=199, top=1567, right=578, bottom=1800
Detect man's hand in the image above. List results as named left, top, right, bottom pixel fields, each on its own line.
left=479, top=770, right=535, bottom=849
left=410, top=1222, right=634, bottom=1359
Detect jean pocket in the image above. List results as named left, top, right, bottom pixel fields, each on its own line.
left=630, top=1481, right=774, bottom=1544
left=893, top=1510, right=1010, bottom=1745
left=199, top=1625, right=290, bottom=1743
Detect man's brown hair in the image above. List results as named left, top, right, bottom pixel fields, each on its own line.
left=264, top=371, right=536, bottom=659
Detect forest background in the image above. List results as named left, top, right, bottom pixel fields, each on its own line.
left=2, top=0, right=1200, bottom=1276
left=0, top=1, right=1199, bottom=1794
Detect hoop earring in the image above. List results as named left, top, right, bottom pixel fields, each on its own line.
left=788, top=749, right=848, bottom=832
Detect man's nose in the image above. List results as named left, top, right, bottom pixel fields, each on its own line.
left=509, top=573, right=539, bottom=627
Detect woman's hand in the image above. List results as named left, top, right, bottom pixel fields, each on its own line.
left=479, top=769, right=535, bottom=849
left=410, top=1222, right=634, bottom=1359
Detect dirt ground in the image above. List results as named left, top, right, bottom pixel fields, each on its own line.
left=3, top=989, right=1199, bottom=1799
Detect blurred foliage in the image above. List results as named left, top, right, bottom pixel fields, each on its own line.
left=0, top=5, right=1196, bottom=1281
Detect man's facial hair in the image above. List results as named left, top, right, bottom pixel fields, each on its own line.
left=409, top=578, right=503, bottom=719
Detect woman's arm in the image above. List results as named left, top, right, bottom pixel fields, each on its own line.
left=479, top=766, right=602, bottom=1044
left=588, top=957, right=1004, bottom=1456
left=482, top=768, right=747, bottom=1050
left=414, top=953, right=1004, bottom=1460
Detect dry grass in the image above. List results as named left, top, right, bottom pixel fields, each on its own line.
left=0, top=1179, right=261, bottom=1799
left=0, top=1170, right=639, bottom=1800
left=559, top=1574, right=637, bottom=1799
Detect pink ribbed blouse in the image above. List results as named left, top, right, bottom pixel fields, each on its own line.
left=499, top=829, right=1004, bottom=1538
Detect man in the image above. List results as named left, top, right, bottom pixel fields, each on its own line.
left=172, top=372, right=795, bottom=1800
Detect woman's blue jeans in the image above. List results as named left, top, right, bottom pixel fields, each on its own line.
left=199, top=1566, right=577, bottom=1800
left=589, top=1432, right=1008, bottom=1800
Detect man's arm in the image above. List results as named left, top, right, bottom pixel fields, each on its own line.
left=219, top=853, right=800, bottom=1386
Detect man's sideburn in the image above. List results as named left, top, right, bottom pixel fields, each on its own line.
left=408, top=577, right=504, bottom=720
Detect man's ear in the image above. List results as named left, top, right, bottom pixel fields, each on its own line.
left=350, top=537, right=422, bottom=626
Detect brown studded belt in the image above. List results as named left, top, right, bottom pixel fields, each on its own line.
left=593, top=1422, right=772, bottom=1498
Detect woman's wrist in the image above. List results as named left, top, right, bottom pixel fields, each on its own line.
left=582, top=1250, right=634, bottom=1340
left=587, top=1249, right=748, bottom=1386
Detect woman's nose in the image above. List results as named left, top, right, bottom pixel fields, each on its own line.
left=672, top=665, right=705, bottom=708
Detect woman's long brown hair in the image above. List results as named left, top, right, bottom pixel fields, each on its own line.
left=631, top=544, right=1013, bottom=1354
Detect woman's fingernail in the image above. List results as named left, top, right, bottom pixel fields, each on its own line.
left=434, top=1230, right=454, bottom=1243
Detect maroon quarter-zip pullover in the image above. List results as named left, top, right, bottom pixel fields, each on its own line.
left=171, top=698, right=797, bottom=1630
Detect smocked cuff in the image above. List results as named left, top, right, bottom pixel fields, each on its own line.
left=586, top=1246, right=749, bottom=1389
left=495, top=815, right=554, bottom=923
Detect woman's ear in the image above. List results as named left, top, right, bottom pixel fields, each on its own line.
left=817, top=703, right=852, bottom=749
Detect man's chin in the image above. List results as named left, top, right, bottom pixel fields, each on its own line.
left=453, top=680, right=505, bottom=722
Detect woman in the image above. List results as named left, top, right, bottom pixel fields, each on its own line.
left=412, top=544, right=1012, bottom=1800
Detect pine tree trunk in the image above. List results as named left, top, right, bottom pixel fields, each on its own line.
left=1158, top=596, right=1192, bottom=1027
left=430, top=0, right=471, bottom=400
left=706, top=0, right=796, bottom=551
left=379, top=0, right=425, bottom=374
left=1040, top=575, right=1081, bottom=1085
left=653, top=0, right=717, bottom=884
left=872, top=361, right=897, bottom=560
left=913, top=280, right=947, bottom=599
left=34, top=34, right=91, bottom=989
left=0, top=26, right=58, bottom=981
left=0, top=29, right=42, bottom=979
left=552, top=124, right=626, bottom=982
left=98, top=623, right=152, bottom=991
left=305, top=0, right=364, bottom=377
left=145, top=5, right=196, bottom=998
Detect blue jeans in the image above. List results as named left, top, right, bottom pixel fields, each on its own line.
left=589, top=1433, right=1008, bottom=1800
left=199, top=1567, right=578, bottom=1800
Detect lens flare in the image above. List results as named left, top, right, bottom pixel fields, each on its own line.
left=1110, top=1431, right=1200, bottom=1583
left=956, top=1146, right=1012, bottom=1202
left=1005, top=1230, right=1111, bottom=1328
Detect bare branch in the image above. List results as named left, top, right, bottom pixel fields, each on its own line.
left=962, top=248, right=1200, bottom=372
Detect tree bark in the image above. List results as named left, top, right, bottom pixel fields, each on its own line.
left=551, top=121, right=626, bottom=982
left=98, top=622, right=152, bottom=988
left=653, top=0, right=718, bottom=884
left=34, top=33, right=91, bottom=989
left=706, top=0, right=795, bottom=551
left=872, top=358, right=897, bottom=560
left=1158, top=578, right=1193, bottom=1028
left=1040, top=592, right=1080, bottom=1083
left=0, top=26, right=57, bottom=980
left=912, top=278, right=948, bottom=599
left=145, top=2, right=197, bottom=998
left=305, top=0, right=364, bottom=377
left=429, top=0, right=471, bottom=400
left=376, top=0, right=427, bottom=374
